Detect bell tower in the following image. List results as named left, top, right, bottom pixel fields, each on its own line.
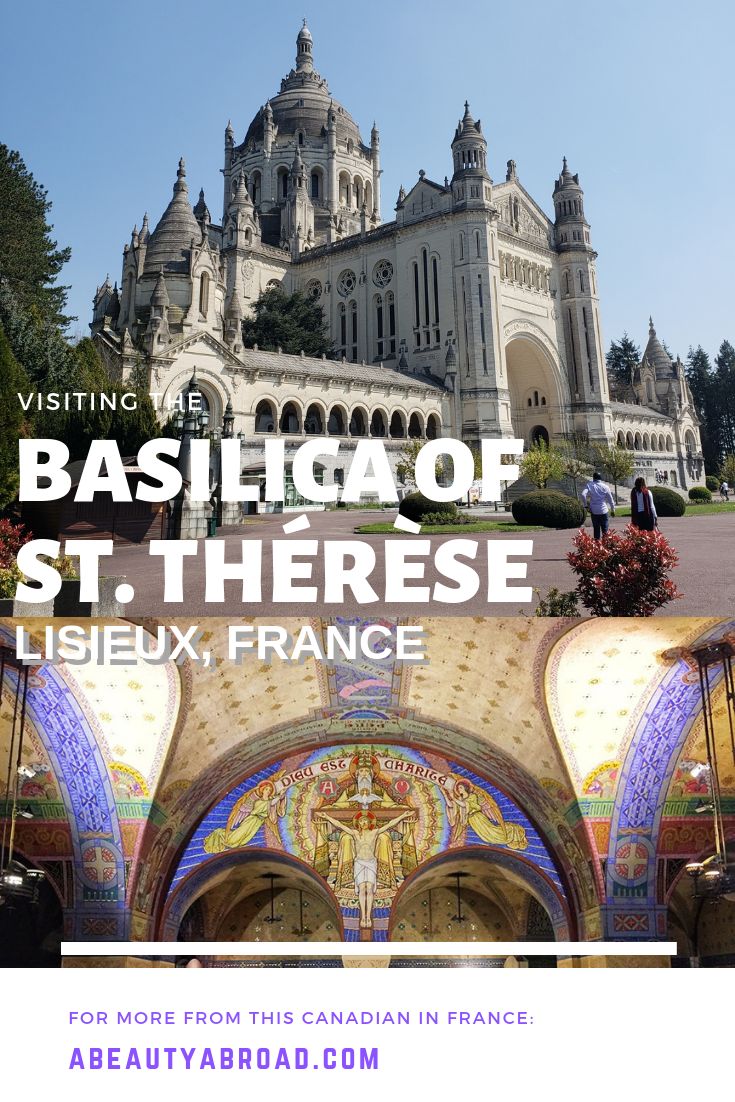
left=553, top=158, right=611, bottom=437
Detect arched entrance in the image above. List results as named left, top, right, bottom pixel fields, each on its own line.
left=505, top=333, right=569, bottom=446
left=389, top=849, right=563, bottom=944
left=163, top=849, right=344, bottom=943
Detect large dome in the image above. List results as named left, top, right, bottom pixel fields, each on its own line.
left=240, top=21, right=364, bottom=151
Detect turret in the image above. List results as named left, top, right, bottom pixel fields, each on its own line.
left=143, top=269, right=171, bottom=351
left=450, top=102, right=492, bottom=209
left=295, top=18, right=314, bottom=73
left=224, top=120, right=234, bottom=167
left=552, top=158, right=607, bottom=415
left=193, top=188, right=211, bottom=232
left=552, top=157, right=589, bottom=249
left=371, top=122, right=381, bottom=220
left=282, top=148, right=314, bottom=256
left=263, top=100, right=274, bottom=155
left=327, top=102, right=338, bottom=215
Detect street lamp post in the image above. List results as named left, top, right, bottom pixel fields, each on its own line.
left=169, top=368, right=235, bottom=538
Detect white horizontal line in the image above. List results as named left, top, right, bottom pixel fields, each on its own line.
left=61, top=941, right=676, bottom=957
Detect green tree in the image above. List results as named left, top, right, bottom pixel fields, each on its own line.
left=714, top=340, right=735, bottom=459
left=720, top=455, right=735, bottom=487
left=560, top=431, right=593, bottom=498
left=0, top=323, right=31, bottom=509
left=605, top=333, right=640, bottom=394
left=0, top=281, right=77, bottom=388
left=593, top=443, right=634, bottom=502
left=686, top=345, right=720, bottom=473
left=35, top=339, right=160, bottom=461
left=0, top=144, right=72, bottom=328
left=519, top=440, right=566, bottom=488
left=242, top=287, right=332, bottom=357
left=395, top=437, right=443, bottom=487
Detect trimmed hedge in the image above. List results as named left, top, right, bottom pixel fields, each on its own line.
left=511, top=490, right=584, bottom=529
left=688, top=486, right=712, bottom=502
left=651, top=485, right=686, bottom=516
left=398, top=492, right=457, bottom=523
left=706, top=475, right=720, bottom=493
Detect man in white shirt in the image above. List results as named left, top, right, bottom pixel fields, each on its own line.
left=581, top=472, right=616, bottom=540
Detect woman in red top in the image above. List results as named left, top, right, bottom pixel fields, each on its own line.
left=630, top=477, right=658, bottom=531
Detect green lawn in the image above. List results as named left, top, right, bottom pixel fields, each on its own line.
left=355, top=521, right=543, bottom=534
left=614, top=502, right=735, bottom=517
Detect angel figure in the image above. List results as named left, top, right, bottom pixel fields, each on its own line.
left=444, top=779, right=528, bottom=851
left=203, top=780, right=286, bottom=854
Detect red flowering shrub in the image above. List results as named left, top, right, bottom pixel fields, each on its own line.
left=0, top=518, right=31, bottom=569
left=567, top=524, right=681, bottom=616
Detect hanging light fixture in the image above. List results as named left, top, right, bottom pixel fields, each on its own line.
left=449, top=872, right=470, bottom=924
left=262, top=873, right=281, bottom=925
left=0, top=644, right=46, bottom=906
left=685, top=640, right=735, bottom=902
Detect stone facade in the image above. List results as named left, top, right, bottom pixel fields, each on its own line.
left=90, top=20, right=704, bottom=496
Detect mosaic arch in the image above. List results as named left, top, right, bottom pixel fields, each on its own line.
left=0, top=652, right=125, bottom=939
left=166, top=743, right=570, bottom=942
left=605, top=619, right=735, bottom=938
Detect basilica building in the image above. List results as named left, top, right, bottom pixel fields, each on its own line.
left=90, top=21, right=704, bottom=495
left=2, top=616, right=734, bottom=967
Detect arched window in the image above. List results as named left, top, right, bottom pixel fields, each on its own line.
left=375, top=294, right=384, bottom=359
left=634, top=432, right=642, bottom=451
left=531, top=425, right=550, bottom=447
left=338, top=302, right=347, bottom=357
left=408, top=412, right=423, bottom=438
left=386, top=291, right=396, bottom=355
left=251, top=172, right=261, bottom=204
left=426, top=413, right=440, bottom=440
left=626, top=432, right=634, bottom=449
left=365, top=180, right=373, bottom=211
left=353, top=176, right=363, bottom=208
left=578, top=270, right=585, bottom=293
left=254, top=399, right=276, bottom=433
left=642, top=433, right=650, bottom=451
left=349, top=408, right=367, bottom=436
left=617, top=432, right=625, bottom=447
left=475, top=230, right=481, bottom=257
left=279, top=402, right=301, bottom=434
left=390, top=410, right=406, bottom=438
left=458, top=232, right=465, bottom=260
left=327, top=406, right=346, bottom=435
left=350, top=300, right=358, bottom=361
left=370, top=410, right=387, bottom=437
left=304, top=404, right=323, bottom=435
left=278, top=167, right=289, bottom=199
left=339, top=172, right=350, bottom=206
left=432, top=256, right=440, bottom=336
left=199, top=272, right=209, bottom=318
left=311, top=171, right=320, bottom=199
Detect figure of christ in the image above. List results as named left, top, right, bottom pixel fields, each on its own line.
left=317, top=808, right=415, bottom=929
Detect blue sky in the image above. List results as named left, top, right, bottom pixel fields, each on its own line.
left=2, top=0, right=733, bottom=361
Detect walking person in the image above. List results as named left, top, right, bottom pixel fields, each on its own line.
left=581, top=472, right=616, bottom=540
left=630, top=477, right=658, bottom=531
left=721, top=480, right=730, bottom=502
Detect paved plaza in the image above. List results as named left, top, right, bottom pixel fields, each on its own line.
left=107, top=508, right=734, bottom=619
